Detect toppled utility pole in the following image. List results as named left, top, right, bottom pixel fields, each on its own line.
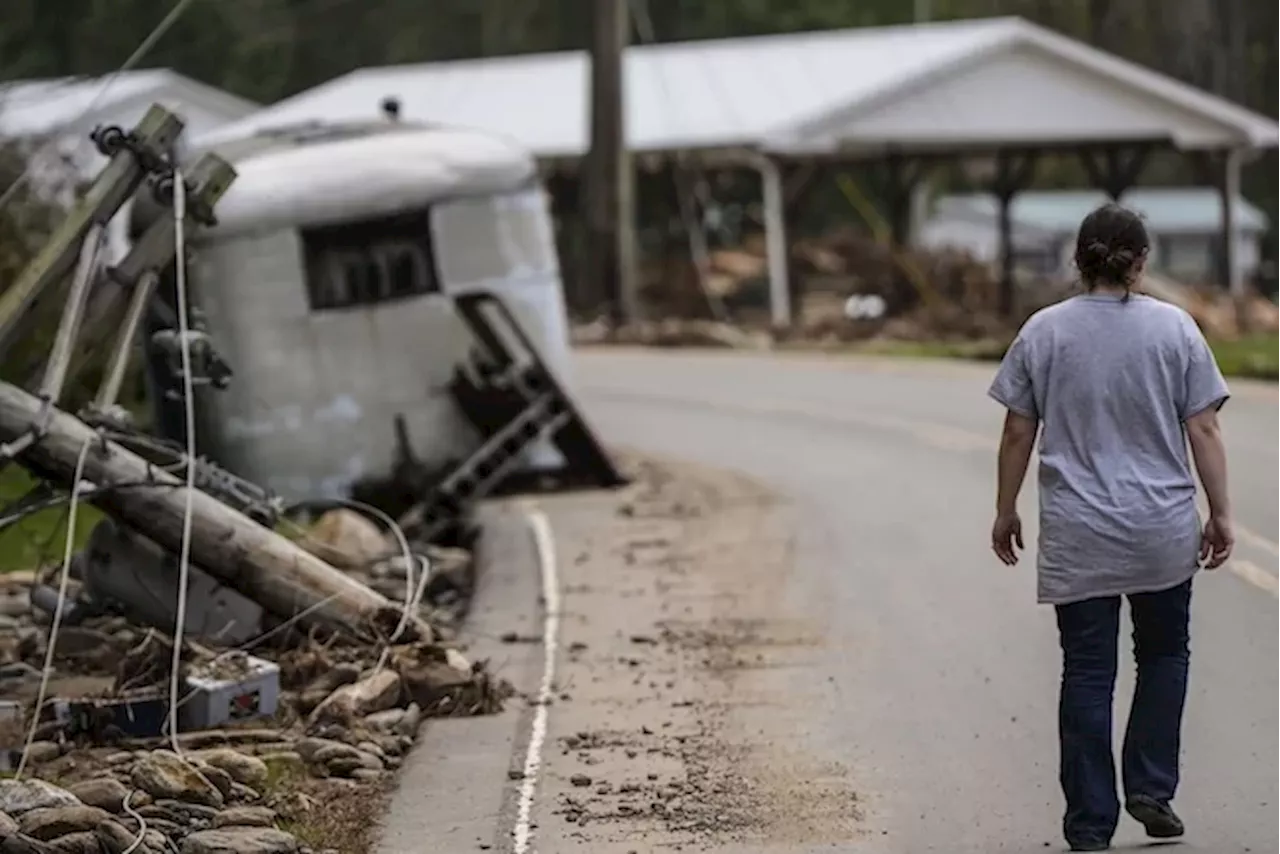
left=0, top=105, right=184, bottom=357
left=0, top=379, right=405, bottom=637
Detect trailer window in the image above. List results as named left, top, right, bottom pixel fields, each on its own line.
left=300, top=208, right=440, bottom=311
left=433, top=188, right=559, bottom=287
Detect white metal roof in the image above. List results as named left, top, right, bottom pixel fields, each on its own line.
left=0, top=69, right=259, bottom=137
left=189, top=123, right=537, bottom=239
left=200, top=17, right=1278, bottom=159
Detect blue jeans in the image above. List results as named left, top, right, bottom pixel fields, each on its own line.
left=1055, top=578, right=1192, bottom=844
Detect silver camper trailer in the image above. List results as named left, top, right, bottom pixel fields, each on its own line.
left=135, top=119, right=575, bottom=502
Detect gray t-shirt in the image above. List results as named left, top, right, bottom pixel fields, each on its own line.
left=988, top=293, right=1230, bottom=605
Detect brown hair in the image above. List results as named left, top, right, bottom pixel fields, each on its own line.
left=1074, top=203, right=1150, bottom=297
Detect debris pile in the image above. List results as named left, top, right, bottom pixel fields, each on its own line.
left=0, top=507, right=511, bottom=854
left=618, top=229, right=1276, bottom=347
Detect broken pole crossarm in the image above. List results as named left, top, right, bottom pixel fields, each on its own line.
left=0, top=104, right=185, bottom=358
left=39, top=224, right=106, bottom=409
left=89, top=153, right=238, bottom=412
left=0, top=379, right=408, bottom=637
left=95, top=270, right=160, bottom=412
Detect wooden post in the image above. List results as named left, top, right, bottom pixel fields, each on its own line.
left=0, top=380, right=409, bottom=637
left=992, top=150, right=1038, bottom=318
left=583, top=0, right=637, bottom=326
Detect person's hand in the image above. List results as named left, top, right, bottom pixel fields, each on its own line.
left=992, top=512, right=1024, bottom=566
left=1200, top=515, right=1234, bottom=569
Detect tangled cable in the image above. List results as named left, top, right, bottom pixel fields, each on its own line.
left=15, top=436, right=96, bottom=780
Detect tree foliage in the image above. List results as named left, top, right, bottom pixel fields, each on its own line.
left=0, top=0, right=1274, bottom=229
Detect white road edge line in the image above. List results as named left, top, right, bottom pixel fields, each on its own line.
left=1227, top=558, right=1279, bottom=597
left=513, top=508, right=560, bottom=854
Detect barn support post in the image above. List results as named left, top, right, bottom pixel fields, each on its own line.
left=1190, top=148, right=1250, bottom=331
left=1077, top=144, right=1151, bottom=200
left=1218, top=149, right=1244, bottom=298
left=744, top=153, right=792, bottom=328
left=992, top=149, right=1038, bottom=318
left=780, top=162, right=819, bottom=327
left=882, top=152, right=928, bottom=249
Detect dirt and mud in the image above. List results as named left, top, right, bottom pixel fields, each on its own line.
left=523, top=454, right=863, bottom=851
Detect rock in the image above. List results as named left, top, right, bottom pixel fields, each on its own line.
left=95, top=820, right=163, bottom=854
left=308, top=743, right=362, bottom=766
left=307, top=671, right=402, bottom=726
left=0, top=587, right=29, bottom=618
left=397, top=703, right=421, bottom=737
left=93, top=821, right=136, bottom=854
left=190, top=764, right=233, bottom=799
left=0, top=835, right=61, bottom=854
left=349, top=769, right=381, bottom=783
left=445, top=648, right=471, bottom=672
left=18, top=806, right=112, bottom=840
left=65, top=780, right=129, bottom=814
left=360, top=709, right=405, bottom=735
left=294, top=739, right=351, bottom=764
left=0, top=835, right=62, bottom=854
left=130, top=751, right=224, bottom=808
left=211, top=807, right=276, bottom=829
left=354, top=742, right=386, bottom=762
left=46, top=832, right=101, bottom=854
left=257, top=753, right=304, bottom=778
left=570, top=774, right=592, bottom=787
left=0, top=781, right=81, bottom=816
left=392, top=648, right=474, bottom=708
left=322, top=752, right=382, bottom=778
left=154, top=800, right=220, bottom=823
left=367, top=734, right=404, bottom=758
left=23, top=743, right=61, bottom=765
left=192, top=751, right=267, bottom=789
left=302, top=510, right=386, bottom=570
left=104, top=754, right=134, bottom=768
left=0, top=811, right=17, bottom=835
left=179, top=828, right=299, bottom=854
left=227, top=784, right=260, bottom=804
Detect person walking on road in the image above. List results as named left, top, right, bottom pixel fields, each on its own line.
left=986, top=203, right=1234, bottom=852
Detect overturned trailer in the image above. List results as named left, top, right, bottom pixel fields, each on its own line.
left=133, top=116, right=607, bottom=504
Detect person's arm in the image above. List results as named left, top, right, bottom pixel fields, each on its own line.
left=1186, top=407, right=1230, bottom=519
left=996, top=411, right=1039, bottom=517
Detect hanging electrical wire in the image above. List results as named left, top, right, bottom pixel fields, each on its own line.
left=15, top=436, right=96, bottom=780
left=280, top=496, right=429, bottom=665
left=0, top=0, right=202, bottom=215
left=165, top=169, right=198, bottom=757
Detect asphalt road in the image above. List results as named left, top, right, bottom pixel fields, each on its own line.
left=568, top=348, right=1278, bottom=854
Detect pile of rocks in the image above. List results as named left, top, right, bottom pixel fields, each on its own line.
left=1, top=753, right=302, bottom=853
left=0, top=507, right=511, bottom=852
left=1, top=650, right=504, bottom=852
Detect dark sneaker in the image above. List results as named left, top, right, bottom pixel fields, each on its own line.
left=1125, top=794, right=1185, bottom=839
left=1067, top=840, right=1111, bottom=852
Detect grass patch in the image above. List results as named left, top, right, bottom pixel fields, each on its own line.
left=0, top=464, right=101, bottom=575
left=825, top=333, right=1278, bottom=381
left=1208, top=334, right=1279, bottom=381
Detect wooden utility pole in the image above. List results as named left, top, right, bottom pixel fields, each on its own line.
left=0, top=380, right=413, bottom=638
left=583, top=0, right=637, bottom=326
